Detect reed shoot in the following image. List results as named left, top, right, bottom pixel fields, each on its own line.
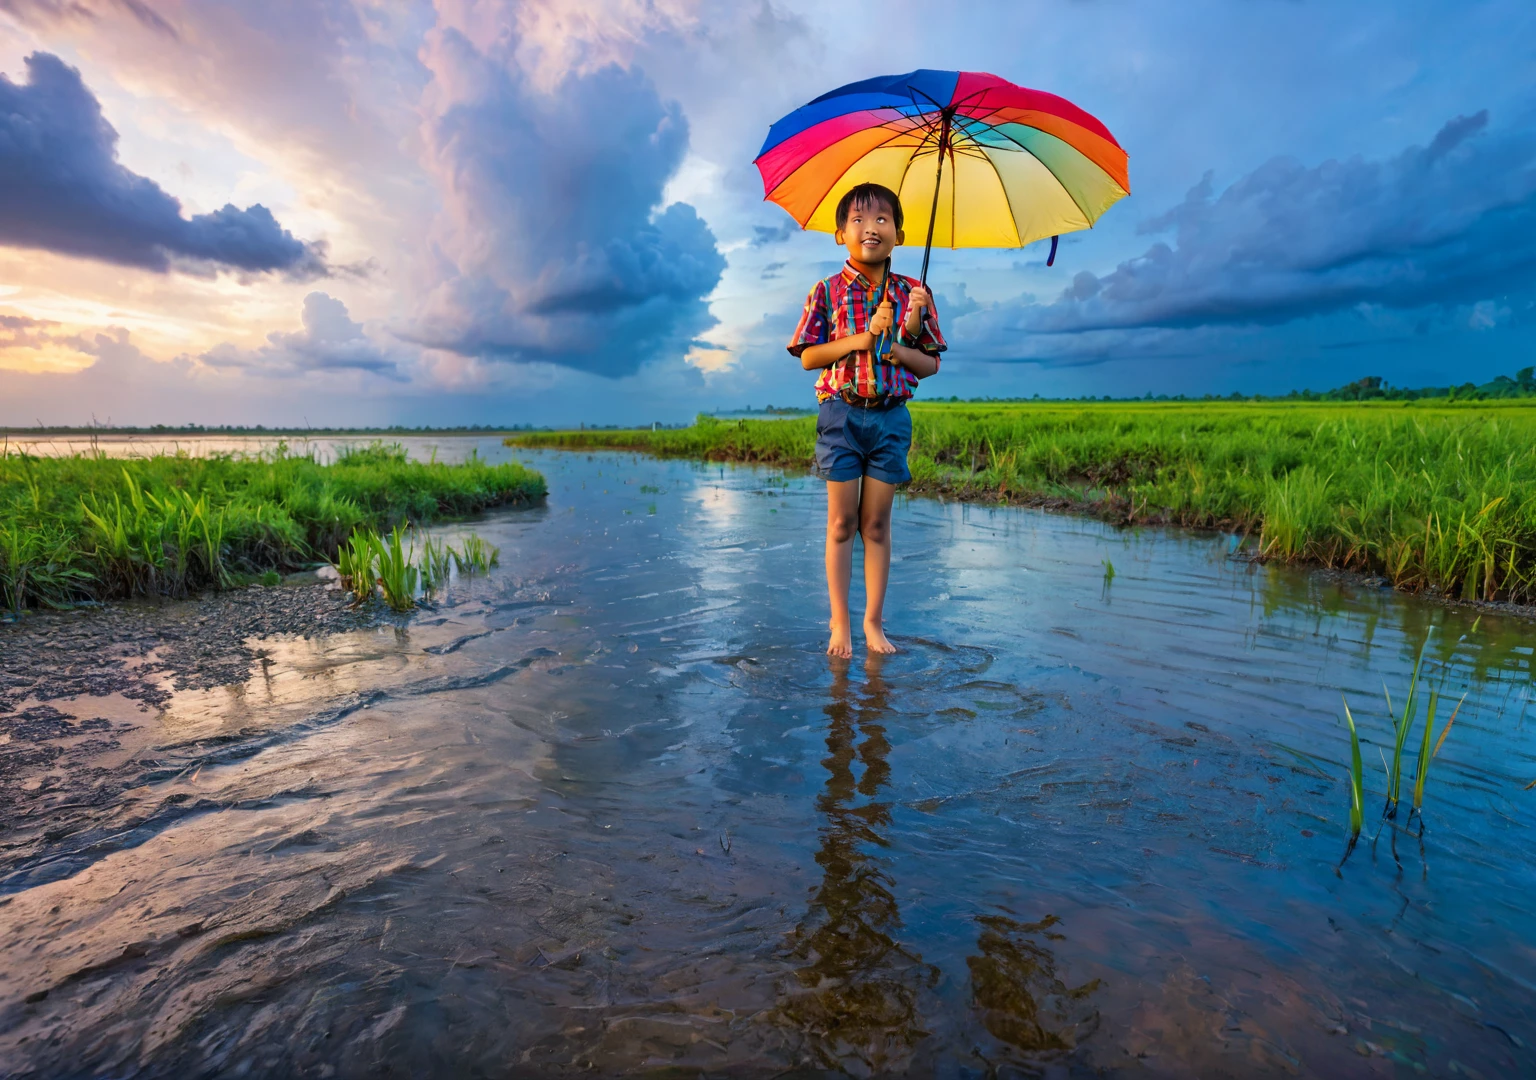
left=418, top=535, right=453, bottom=590
left=1383, top=633, right=1431, bottom=817
left=1341, top=698, right=1365, bottom=862
left=336, top=527, right=376, bottom=601
left=453, top=535, right=499, bottom=575
left=371, top=525, right=419, bottom=613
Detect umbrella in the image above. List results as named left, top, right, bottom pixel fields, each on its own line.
left=754, top=69, right=1129, bottom=283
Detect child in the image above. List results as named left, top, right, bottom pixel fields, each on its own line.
left=787, top=182, right=945, bottom=658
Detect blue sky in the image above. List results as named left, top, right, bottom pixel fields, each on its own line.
left=0, top=0, right=1532, bottom=426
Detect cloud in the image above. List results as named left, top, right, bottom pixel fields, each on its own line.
left=0, top=0, right=176, bottom=37
left=0, top=312, right=57, bottom=350
left=407, top=18, right=725, bottom=378
left=200, top=292, right=405, bottom=380
left=1023, top=110, right=1534, bottom=338
left=947, top=109, right=1536, bottom=366
left=752, top=222, right=796, bottom=247
left=0, top=52, right=326, bottom=276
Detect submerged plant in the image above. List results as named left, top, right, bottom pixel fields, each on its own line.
left=453, top=534, right=499, bottom=575
left=418, top=534, right=453, bottom=591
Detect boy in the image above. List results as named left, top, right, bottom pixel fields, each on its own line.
left=787, top=183, right=945, bottom=658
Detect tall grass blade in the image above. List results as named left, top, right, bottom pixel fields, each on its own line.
left=1340, top=698, right=1365, bottom=869
left=1383, top=631, right=1431, bottom=817
left=1411, top=690, right=1439, bottom=814
left=1432, top=693, right=1466, bottom=759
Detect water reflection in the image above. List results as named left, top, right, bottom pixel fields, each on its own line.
left=967, top=913, right=1101, bottom=1060
left=779, top=656, right=938, bottom=1074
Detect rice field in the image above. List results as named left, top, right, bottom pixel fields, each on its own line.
left=0, top=441, right=544, bottom=613
left=509, top=400, right=1536, bottom=604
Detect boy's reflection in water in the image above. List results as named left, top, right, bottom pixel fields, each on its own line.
left=777, top=656, right=1101, bottom=1072
left=778, top=655, right=937, bottom=1074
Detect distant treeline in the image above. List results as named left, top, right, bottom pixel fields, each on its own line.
left=934, top=367, right=1536, bottom=405
left=1306, top=368, right=1536, bottom=402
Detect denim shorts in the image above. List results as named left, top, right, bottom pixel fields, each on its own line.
left=813, top=398, right=912, bottom=484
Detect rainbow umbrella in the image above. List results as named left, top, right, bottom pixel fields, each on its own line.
left=755, top=69, right=1129, bottom=282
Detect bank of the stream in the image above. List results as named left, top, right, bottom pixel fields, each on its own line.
left=509, top=400, right=1536, bottom=604
left=0, top=441, right=545, bottom=613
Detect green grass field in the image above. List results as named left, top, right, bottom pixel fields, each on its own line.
left=510, top=401, right=1536, bottom=604
left=1, top=442, right=545, bottom=613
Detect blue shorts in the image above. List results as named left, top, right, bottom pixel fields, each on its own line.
left=813, top=398, right=912, bottom=484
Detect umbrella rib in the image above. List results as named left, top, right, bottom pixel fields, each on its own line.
left=982, top=149, right=1024, bottom=248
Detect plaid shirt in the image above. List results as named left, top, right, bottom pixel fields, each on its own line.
left=787, top=261, right=946, bottom=402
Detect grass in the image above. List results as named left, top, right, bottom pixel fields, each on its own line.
left=372, top=524, right=419, bottom=613
left=333, top=523, right=502, bottom=611
left=509, top=401, right=1536, bottom=602
left=1, top=441, right=543, bottom=614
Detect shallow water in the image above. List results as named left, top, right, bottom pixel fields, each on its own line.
left=3, top=444, right=1535, bottom=1077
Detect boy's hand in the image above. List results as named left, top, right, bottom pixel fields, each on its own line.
left=904, top=286, right=931, bottom=335
left=868, top=301, right=895, bottom=338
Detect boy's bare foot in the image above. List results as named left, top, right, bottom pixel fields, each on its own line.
left=864, top=620, right=898, bottom=654
left=827, top=621, right=853, bottom=659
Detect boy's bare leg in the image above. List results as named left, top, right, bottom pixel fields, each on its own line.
left=858, top=476, right=898, bottom=654
left=825, top=479, right=861, bottom=658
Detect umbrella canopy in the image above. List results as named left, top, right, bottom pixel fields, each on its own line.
left=755, top=70, right=1129, bottom=275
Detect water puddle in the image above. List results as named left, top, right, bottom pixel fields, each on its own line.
left=2, top=445, right=1534, bottom=1076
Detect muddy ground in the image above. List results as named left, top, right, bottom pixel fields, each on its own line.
left=0, top=579, right=395, bottom=888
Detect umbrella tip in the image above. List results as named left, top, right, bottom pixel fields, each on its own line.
left=1047, top=235, right=1059, bottom=267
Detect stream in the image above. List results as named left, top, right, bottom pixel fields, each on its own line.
left=2, top=441, right=1533, bottom=1077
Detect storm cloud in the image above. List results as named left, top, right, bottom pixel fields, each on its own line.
left=984, top=110, right=1535, bottom=345
left=409, top=21, right=725, bottom=378
left=0, top=52, right=325, bottom=276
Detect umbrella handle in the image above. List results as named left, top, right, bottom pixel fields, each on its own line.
left=872, top=257, right=893, bottom=359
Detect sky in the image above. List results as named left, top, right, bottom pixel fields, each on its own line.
left=0, top=0, right=1533, bottom=428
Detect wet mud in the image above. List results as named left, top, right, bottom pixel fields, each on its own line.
left=1, top=444, right=1534, bottom=1078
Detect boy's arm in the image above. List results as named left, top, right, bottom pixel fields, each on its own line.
left=890, top=342, right=940, bottom=379
left=800, top=333, right=876, bottom=371
left=893, top=282, right=944, bottom=378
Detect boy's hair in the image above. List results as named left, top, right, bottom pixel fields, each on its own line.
left=835, top=183, right=903, bottom=232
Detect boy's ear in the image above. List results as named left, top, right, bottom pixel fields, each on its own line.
left=895, top=228, right=905, bottom=247
left=834, top=227, right=845, bottom=245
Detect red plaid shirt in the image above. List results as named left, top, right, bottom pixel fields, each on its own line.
left=787, top=261, right=946, bottom=402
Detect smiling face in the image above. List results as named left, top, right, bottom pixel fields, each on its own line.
left=835, top=195, right=905, bottom=268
